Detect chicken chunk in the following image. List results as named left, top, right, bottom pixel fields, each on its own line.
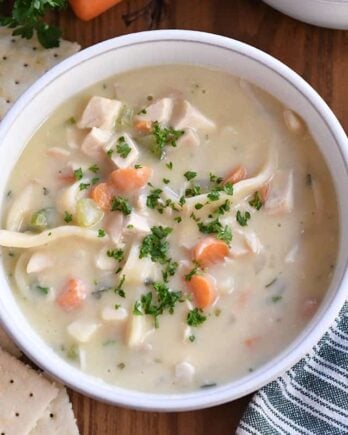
left=77, top=96, right=122, bottom=130
left=125, top=212, right=150, bottom=236
left=122, top=243, right=160, bottom=285
left=27, top=252, right=53, bottom=274
left=67, top=320, right=99, bottom=343
left=173, top=100, right=215, bottom=130
left=175, top=128, right=200, bottom=149
left=264, top=170, right=294, bottom=215
left=106, top=133, right=139, bottom=169
left=135, top=97, right=174, bottom=126
left=81, top=127, right=112, bottom=159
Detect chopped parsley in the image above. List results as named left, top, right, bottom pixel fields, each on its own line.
left=215, top=199, right=231, bottom=215
left=184, top=171, right=197, bottom=181
left=223, top=182, right=234, bottom=195
left=114, top=275, right=126, bottom=298
left=79, top=183, right=90, bottom=191
left=91, top=177, right=100, bottom=185
left=249, top=192, right=263, bottom=210
left=236, top=210, right=251, bottom=226
left=162, top=260, right=178, bottom=283
left=207, top=190, right=220, bottom=201
left=271, top=295, right=282, bottom=303
left=63, top=211, right=73, bottom=223
left=166, top=161, right=173, bottom=170
left=42, top=187, right=49, bottom=196
left=174, top=216, right=182, bottom=223
left=146, top=188, right=162, bottom=209
left=189, top=335, right=196, bottom=342
left=111, top=196, right=132, bottom=215
left=36, top=285, right=49, bottom=295
left=139, top=226, right=172, bottom=264
left=107, top=149, right=113, bottom=157
left=163, top=178, right=170, bottom=184
left=187, top=308, right=207, bottom=326
left=88, top=164, right=99, bottom=173
left=134, top=164, right=143, bottom=169
left=151, top=121, right=185, bottom=158
left=195, top=203, right=204, bottom=210
left=198, top=218, right=233, bottom=245
left=184, top=263, right=201, bottom=281
left=133, top=281, right=183, bottom=328
left=107, top=249, right=124, bottom=261
left=185, top=184, right=201, bottom=197
left=116, top=136, right=131, bottom=158
left=97, top=229, right=106, bottom=238
left=73, top=167, right=83, bottom=181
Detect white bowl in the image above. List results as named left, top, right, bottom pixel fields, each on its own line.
left=263, top=0, right=348, bottom=29
left=0, top=30, right=347, bottom=411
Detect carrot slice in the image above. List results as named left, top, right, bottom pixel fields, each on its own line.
left=56, top=279, right=87, bottom=311
left=109, top=167, right=153, bottom=193
left=259, top=184, right=269, bottom=203
left=90, top=182, right=114, bottom=211
left=192, top=237, right=229, bottom=268
left=69, top=0, right=123, bottom=21
left=244, top=336, right=261, bottom=348
left=134, top=119, right=152, bottom=134
left=187, top=274, right=216, bottom=309
left=224, top=165, right=247, bottom=185
left=57, top=168, right=75, bottom=184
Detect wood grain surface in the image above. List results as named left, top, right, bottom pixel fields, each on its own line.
left=52, top=1, right=347, bottom=433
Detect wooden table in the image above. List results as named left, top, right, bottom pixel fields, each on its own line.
left=53, top=1, right=348, bottom=433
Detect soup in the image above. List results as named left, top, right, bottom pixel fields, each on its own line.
left=0, top=65, right=338, bottom=393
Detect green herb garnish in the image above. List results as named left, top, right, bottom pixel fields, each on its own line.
left=111, top=196, right=132, bottom=215
left=0, top=0, right=68, bottom=49
left=116, top=136, right=131, bottom=158
left=88, top=164, right=99, bottom=173
left=184, top=171, right=197, bottom=181
left=151, top=121, right=184, bottom=158
left=63, top=211, right=73, bottom=223
left=114, top=275, right=126, bottom=298
left=249, top=192, right=263, bottom=210
left=107, top=249, right=124, bottom=261
left=236, top=210, right=251, bottom=226
left=187, top=308, right=207, bottom=326
left=97, top=229, right=106, bottom=238
left=73, top=167, right=83, bottom=181
left=146, top=188, right=162, bottom=209
left=139, top=226, right=172, bottom=264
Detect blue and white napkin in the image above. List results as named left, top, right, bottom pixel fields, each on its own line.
left=237, top=302, right=348, bottom=434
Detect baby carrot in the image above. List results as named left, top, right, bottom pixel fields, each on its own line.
left=192, top=237, right=229, bottom=268
left=224, top=165, right=247, bottom=185
left=69, top=0, right=123, bottom=21
left=187, top=274, right=216, bottom=309
left=90, top=182, right=114, bottom=211
left=56, top=278, right=87, bottom=311
left=109, top=166, right=153, bottom=193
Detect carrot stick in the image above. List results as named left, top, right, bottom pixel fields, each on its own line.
left=69, top=0, right=124, bottom=21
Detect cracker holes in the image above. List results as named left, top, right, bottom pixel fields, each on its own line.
left=6, top=99, right=11, bottom=104
left=23, top=63, right=28, bottom=68
left=49, top=413, right=55, bottom=419
left=15, top=413, right=19, bottom=417
left=2, top=56, right=7, bottom=61
left=1, top=431, right=5, bottom=435
left=15, top=80, right=20, bottom=85
left=9, top=379, right=14, bottom=384
left=53, top=53, right=58, bottom=58
left=29, top=392, right=34, bottom=398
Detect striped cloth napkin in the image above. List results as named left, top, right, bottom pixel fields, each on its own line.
left=237, top=302, right=348, bottom=434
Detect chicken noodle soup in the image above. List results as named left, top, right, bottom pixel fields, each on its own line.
left=0, top=65, right=338, bottom=393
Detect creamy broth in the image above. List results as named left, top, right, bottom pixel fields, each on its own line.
left=0, top=65, right=338, bottom=393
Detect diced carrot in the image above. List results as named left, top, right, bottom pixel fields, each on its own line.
left=57, top=168, right=75, bottom=183
left=134, top=119, right=152, bottom=134
left=187, top=274, right=216, bottom=309
left=56, top=279, right=87, bottom=311
left=259, top=184, right=269, bottom=203
left=109, top=167, right=153, bottom=193
left=90, top=182, right=114, bottom=211
left=301, top=297, right=319, bottom=318
left=192, top=237, right=229, bottom=268
left=244, top=336, right=261, bottom=348
left=69, top=0, right=123, bottom=21
left=224, top=165, right=247, bottom=185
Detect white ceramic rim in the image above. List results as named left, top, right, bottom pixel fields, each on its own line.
left=0, top=30, right=347, bottom=411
